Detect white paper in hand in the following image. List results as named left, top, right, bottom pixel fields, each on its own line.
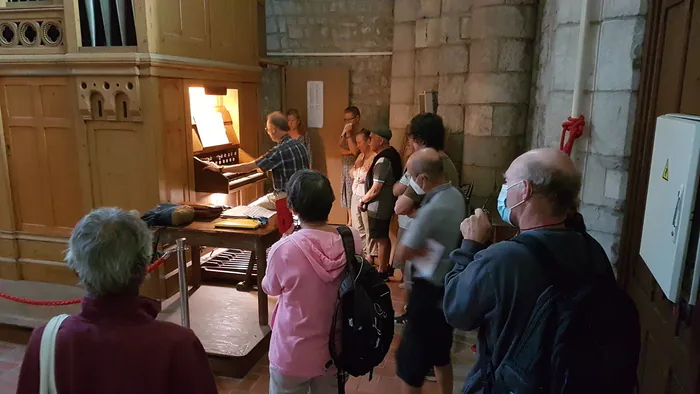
left=411, top=239, right=445, bottom=279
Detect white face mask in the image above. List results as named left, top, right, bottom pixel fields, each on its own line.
left=409, top=176, right=426, bottom=195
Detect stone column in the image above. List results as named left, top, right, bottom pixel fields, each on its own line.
left=462, top=1, right=537, bottom=209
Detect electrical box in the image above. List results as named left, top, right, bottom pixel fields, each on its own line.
left=640, top=114, right=700, bottom=303
left=418, top=91, right=437, bottom=114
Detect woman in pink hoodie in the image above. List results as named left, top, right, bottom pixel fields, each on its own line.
left=263, top=169, right=362, bottom=394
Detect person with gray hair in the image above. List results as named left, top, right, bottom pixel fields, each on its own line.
left=443, top=148, right=616, bottom=394
left=17, top=207, right=218, bottom=394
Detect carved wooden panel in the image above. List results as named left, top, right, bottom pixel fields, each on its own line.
left=86, top=121, right=156, bottom=213
left=0, top=77, right=84, bottom=237
left=159, top=78, right=190, bottom=203
left=76, top=77, right=141, bottom=121
left=0, top=6, right=65, bottom=54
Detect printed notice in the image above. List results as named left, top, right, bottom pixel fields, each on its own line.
left=307, top=81, right=324, bottom=128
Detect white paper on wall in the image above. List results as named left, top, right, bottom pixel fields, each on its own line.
left=307, top=81, right=324, bottom=128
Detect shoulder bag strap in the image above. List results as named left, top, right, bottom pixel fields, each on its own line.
left=39, top=314, right=70, bottom=394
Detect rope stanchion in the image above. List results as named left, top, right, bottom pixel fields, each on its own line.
left=560, top=115, right=586, bottom=156
left=0, top=255, right=168, bottom=306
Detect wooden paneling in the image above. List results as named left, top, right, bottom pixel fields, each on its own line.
left=86, top=121, right=157, bottom=212
left=0, top=77, right=84, bottom=237
left=20, top=261, right=76, bottom=286
left=159, top=78, right=190, bottom=203
left=618, top=1, right=700, bottom=393
left=16, top=239, right=67, bottom=262
left=155, top=0, right=259, bottom=66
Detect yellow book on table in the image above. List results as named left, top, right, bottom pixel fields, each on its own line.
left=214, top=218, right=262, bottom=229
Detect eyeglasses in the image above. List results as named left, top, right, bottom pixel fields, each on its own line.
left=343, top=116, right=356, bottom=122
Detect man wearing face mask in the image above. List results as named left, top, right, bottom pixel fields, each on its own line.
left=443, top=148, right=615, bottom=394
left=393, top=148, right=465, bottom=394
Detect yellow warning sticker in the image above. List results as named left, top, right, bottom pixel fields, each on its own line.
left=662, top=159, right=669, bottom=181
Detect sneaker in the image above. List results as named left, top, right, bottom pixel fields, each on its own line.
left=425, top=367, right=437, bottom=382
left=394, top=313, right=408, bottom=326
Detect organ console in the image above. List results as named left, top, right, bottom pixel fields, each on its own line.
left=189, top=87, right=267, bottom=195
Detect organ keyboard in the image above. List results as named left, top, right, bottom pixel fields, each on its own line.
left=193, top=146, right=266, bottom=194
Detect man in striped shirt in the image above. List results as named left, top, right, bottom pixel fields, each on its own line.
left=204, top=111, right=310, bottom=210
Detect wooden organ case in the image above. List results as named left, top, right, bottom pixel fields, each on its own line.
left=0, top=0, right=267, bottom=301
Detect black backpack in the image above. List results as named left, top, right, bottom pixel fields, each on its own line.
left=487, top=232, right=641, bottom=394
left=329, top=226, right=394, bottom=393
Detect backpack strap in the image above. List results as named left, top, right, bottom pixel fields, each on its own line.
left=39, top=314, right=70, bottom=394
left=336, top=226, right=357, bottom=266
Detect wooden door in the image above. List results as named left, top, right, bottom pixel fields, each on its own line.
left=619, top=1, right=700, bottom=393
left=285, top=67, right=349, bottom=225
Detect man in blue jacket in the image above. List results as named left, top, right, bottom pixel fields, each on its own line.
left=443, top=148, right=615, bottom=393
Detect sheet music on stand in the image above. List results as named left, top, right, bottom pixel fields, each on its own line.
left=221, top=205, right=276, bottom=219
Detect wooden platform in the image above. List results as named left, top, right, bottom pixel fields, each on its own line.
left=159, top=284, right=275, bottom=378
left=0, top=280, right=274, bottom=378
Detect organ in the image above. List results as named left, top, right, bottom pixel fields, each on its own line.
left=0, top=0, right=268, bottom=300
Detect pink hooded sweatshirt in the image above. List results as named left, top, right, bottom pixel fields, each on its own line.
left=262, top=227, right=361, bottom=378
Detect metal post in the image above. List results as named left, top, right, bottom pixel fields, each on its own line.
left=176, top=238, right=190, bottom=328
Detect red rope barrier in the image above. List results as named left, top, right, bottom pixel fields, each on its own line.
left=0, top=256, right=167, bottom=306
left=560, top=115, right=586, bottom=156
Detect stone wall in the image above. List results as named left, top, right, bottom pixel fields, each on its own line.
left=265, top=0, right=394, bottom=130
left=389, top=0, right=538, bottom=208
left=529, top=0, right=647, bottom=265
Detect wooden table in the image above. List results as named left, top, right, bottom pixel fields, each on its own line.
left=156, top=216, right=280, bottom=326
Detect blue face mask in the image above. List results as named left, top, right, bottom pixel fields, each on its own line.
left=497, top=182, right=524, bottom=225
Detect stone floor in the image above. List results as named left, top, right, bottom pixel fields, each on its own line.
left=0, top=283, right=478, bottom=394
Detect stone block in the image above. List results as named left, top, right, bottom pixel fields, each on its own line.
left=266, top=35, right=281, bottom=51
left=590, top=92, right=635, bottom=157
left=580, top=204, right=624, bottom=235
left=581, top=153, right=629, bottom=207
left=596, top=19, right=646, bottom=91
left=392, top=51, right=416, bottom=78
left=265, top=17, right=277, bottom=34
left=469, top=39, right=499, bottom=72
left=498, top=39, right=532, bottom=72
left=460, top=16, right=470, bottom=39
left=393, top=22, right=416, bottom=52
left=415, top=18, right=442, bottom=48
left=419, top=0, right=442, bottom=18
left=603, top=0, right=647, bottom=19
left=445, top=133, right=465, bottom=167
left=416, top=47, right=441, bottom=76
left=439, top=44, right=469, bottom=75
left=441, top=16, right=465, bottom=44
left=443, top=0, right=473, bottom=13
left=492, top=105, right=527, bottom=136
left=390, top=77, right=415, bottom=105
left=469, top=5, right=536, bottom=39
left=390, top=104, right=415, bottom=129
left=277, top=17, right=287, bottom=34
left=604, top=169, right=628, bottom=201
left=464, top=105, right=493, bottom=136
left=463, top=135, right=519, bottom=167
left=542, top=91, right=592, bottom=150
left=552, top=24, right=598, bottom=91
left=556, top=0, right=603, bottom=24
left=288, top=26, right=304, bottom=39
left=464, top=73, right=531, bottom=105
left=438, top=74, right=465, bottom=105
left=414, top=76, right=440, bottom=102
left=461, top=165, right=499, bottom=197
left=437, top=104, right=465, bottom=133
left=395, top=0, right=420, bottom=23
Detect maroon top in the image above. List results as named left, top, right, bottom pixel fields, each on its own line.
left=17, top=296, right=218, bottom=394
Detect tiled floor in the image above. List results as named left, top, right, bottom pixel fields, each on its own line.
left=0, top=283, right=477, bottom=394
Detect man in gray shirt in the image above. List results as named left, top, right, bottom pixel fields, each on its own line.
left=393, top=148, right=466, bottom=394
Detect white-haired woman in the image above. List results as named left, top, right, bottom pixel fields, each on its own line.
left=17, top=207, right=218, bottom=394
